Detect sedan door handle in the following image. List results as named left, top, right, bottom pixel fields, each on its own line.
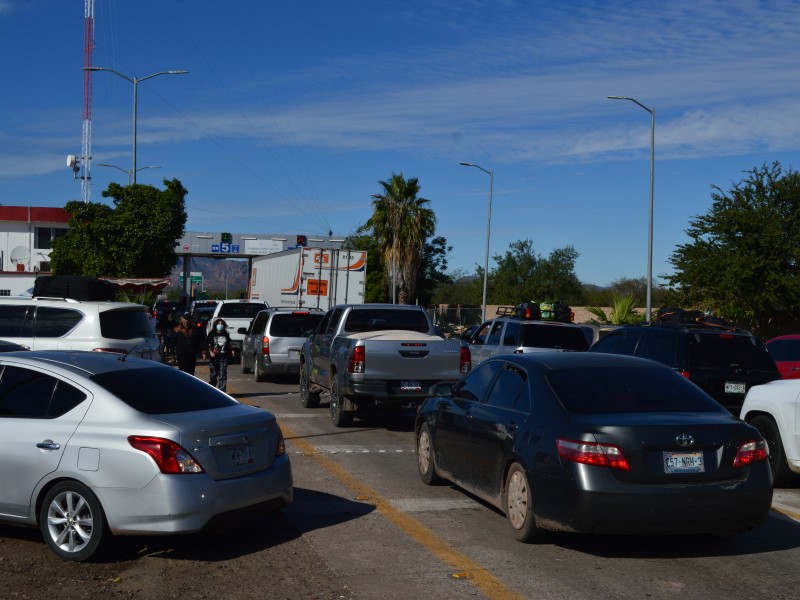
left=36, top=441, right=61, bottom=451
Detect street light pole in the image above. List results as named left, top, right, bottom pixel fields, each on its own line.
left=459, top=162, right=494, bottom=323
left=97, top=163, right=161, bottom=186
left=608, top=96, right=655, bottom=322
left=84, top=67, right=188, bottom=184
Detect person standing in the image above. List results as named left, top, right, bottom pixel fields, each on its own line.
left=204, top=318, right=233, bottom=392
left=173, top=312, right=202, bottom=375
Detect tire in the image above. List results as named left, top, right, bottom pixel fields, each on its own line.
left=40, top=481, right=107, bottom=561
left=329, top=376, right=353, bottom=427
left=417, top=423, right=442, bottom=485
left=241, top=353, right=252, bottom=374
left=300, top=364, right=320, bottom=408
left=254, top=357, right=267, bottom=382
left=503, top=463, right=546, bottom=543
left=750, top=415, right=793, bottom=486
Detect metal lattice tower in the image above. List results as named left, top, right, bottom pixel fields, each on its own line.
left=80, top=0, right=95, bottom=202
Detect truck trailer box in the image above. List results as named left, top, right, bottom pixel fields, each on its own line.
left=249, top=247, right=366, bottom=310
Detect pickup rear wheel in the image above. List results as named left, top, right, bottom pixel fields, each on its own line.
left=299, top=365, right=320, bottom=408
left=329, top=377, right=353, bottom=427
left=750, top=415, right=793, bottom=486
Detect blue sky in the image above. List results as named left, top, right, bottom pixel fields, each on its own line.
left=2, top=0, right=799, bottom=287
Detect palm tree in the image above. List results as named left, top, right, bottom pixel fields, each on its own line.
left=585, top=293, right=645, bottom=325
left=360, top=174, right=436, bottom=304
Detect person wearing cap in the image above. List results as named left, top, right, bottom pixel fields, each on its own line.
left=173, top=311, right=202, bottom=375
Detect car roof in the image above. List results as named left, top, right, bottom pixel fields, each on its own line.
left=766, top=334, right=800, bottom=343
left=491, top=351, right=663, bottom=373
left=0, top=350, right=168, bottom=376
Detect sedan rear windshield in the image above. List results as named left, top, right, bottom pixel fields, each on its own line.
left=91, top=366, right=238, bottom=413
left=344, top=308, right=430, bottom=333
left=520, top=325, right=589, bottom=351
left=547, top=366, right=727, bottom=413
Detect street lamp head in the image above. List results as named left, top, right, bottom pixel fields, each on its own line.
left=459, top=162, right=473, bottom=166
left=166, top=70, right=189, bottom=75
left=607, top=95, right=628, bottom=100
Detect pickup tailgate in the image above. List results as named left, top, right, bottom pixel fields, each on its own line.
left=346, top=330, right=465, bottom=382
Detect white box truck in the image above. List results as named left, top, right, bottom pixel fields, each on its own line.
left=249, top=247, right=366, bottom=310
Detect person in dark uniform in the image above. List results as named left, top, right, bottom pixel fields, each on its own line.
left=173, top=312, right=202, bottom=375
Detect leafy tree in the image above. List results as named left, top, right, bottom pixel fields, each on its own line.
left=52, top=179, right=188, bottom=278
left=667, top=162, right=800, bottom=338
left=432, top=270, right=482, bottom=305
left=415, top=236, right=452, bottom=305
left=488, top=239, right=584, bottom=305
left=359, top=173, right=436, bottom=304
left=343, top=233, right=388, bottom=303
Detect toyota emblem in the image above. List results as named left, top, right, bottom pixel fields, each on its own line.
left=675, top=433, right=694, bottom=448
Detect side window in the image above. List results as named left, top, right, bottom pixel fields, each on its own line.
left=315, top=312, right=331, bottom=335
left=453, top=360, right=502, bottom=403
left=34, top=307, right=83, bottom=337
left=471, top=322, right=492, bottom=345
left=252, top=311, right=269, bottom=334
left=0, top=366, right=57, bottom=418
left=485, top=321, right=505, bottom=346
left=486, top=363, right=528, bottom=411
left=326, top=308, right=346, bottom=334
left=0, top=305, right=33, bottom=338
left=502, top=321, right=521, bottom=347
left=641, top=330, right=678, bottom=367
left=49, top=381, right=88, bottom=417
left=592, top=329, right=640, bottom=355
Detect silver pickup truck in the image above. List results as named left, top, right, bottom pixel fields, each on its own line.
left=300, top=303, right=472, bottom=426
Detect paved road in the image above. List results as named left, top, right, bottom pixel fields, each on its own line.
left=220, top=363, right=800, bottom=600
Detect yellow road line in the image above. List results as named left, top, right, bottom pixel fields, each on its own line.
left=278, top=419, right=524, bottom=600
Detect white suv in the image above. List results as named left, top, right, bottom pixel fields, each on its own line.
left=0, top=297, right=160, bottom=359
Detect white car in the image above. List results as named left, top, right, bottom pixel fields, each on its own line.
left=0, top=350, right=292, bottom=561
left=740, top=379, right=800, bottom=485
left=0, top=297, right=160, bottom=360
left=206, top=299, right=268, bottom=360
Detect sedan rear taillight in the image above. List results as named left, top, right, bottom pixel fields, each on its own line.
left=348, top=346, right=365, bottom=373
left=733, top=439, right=769, bottom=468
left=128, top=436, right=205, bottom=474
left=557, top=438, right=631, bottom=471
left=460, top=346, right=472, bottom=373
left=261, top=336, right=270, bottom=356
left=276, top=428, right=286, bottom=457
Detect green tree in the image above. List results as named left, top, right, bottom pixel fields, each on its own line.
left=667, top=162, right=800, bottom=338
left=51, top=179, right=188, bottom=278
left=415, top=236, right=452, bottom=306
left=489, top=239, right=584, bottom=305
left=359, top=173, right=436, bottom=304
left=585, top=293, right=645, bottom=325
left=343, top=233, right=388, bottom=303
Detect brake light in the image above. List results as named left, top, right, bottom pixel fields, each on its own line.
left=348, top=346, right=365, bottom=373
left=128, top=436, right=205, bottom=474
left=276, top=428, right=286, bottom=456
left=557, top=438, right=631, bottom=471
left=460, top=345, right=472, bottom=373
left=678, top=370, right=690, bottom=379
left=261, top=336, right=270, bottom=356
left=733, top=439, right=769, bottom=468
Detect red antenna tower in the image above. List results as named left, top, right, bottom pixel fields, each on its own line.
left=69, top=0, right=94, bottom=201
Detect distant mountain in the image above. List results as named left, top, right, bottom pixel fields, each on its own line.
left=167, top=257, right=249, bottom=294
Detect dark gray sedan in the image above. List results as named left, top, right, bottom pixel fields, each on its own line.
left=415, top=352, right=773, bottom=542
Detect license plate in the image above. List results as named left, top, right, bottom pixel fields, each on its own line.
left=725, top=381, right=746, bottom=394
left=231, top=444, right=255, bottom=466
left=664, top=451, right=704, bottom=473
left=401, top=380, right=422, bottom=392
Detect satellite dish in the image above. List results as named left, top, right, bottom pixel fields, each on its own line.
left=67, top=155, right=77, bottom=168
left=10, top=246, right=31, bottom=264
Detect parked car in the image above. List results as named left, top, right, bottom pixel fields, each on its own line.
left=416, top=353, right=773, bottom=542
left=0, top=350, right=293, bottom=561
left=765, top=334, right=800, bottom=379
left=588, top=318, right=780, bottom=412
left=0, top=297, right=160, bottom=360
left=239, top=308, right=324, bottom=381
left=740, top=378, right=800, bottom=485
left=152, top=298, right=181, bottom=320
left=190, top=306, right=217, bottom=332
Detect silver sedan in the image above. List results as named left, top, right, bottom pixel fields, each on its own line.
left=0, top=350, right=292, bottom=561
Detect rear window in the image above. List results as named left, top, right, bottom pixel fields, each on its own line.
left=344, top=308, right=431, bottom=333
left=269, top=312, right=324, bottom=337
left=768, top=339, right=800, bottom=361
left=687, top=333, right=777, bottom=371
left=218, top=302, right=268, bottom=319
left=547, top=365, right=726, bottom=413
left=91, top=366, right=238, bottom=413
left=99, top=309, right=154, bottom=340
left=520, top=325, right=589, bottom=351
